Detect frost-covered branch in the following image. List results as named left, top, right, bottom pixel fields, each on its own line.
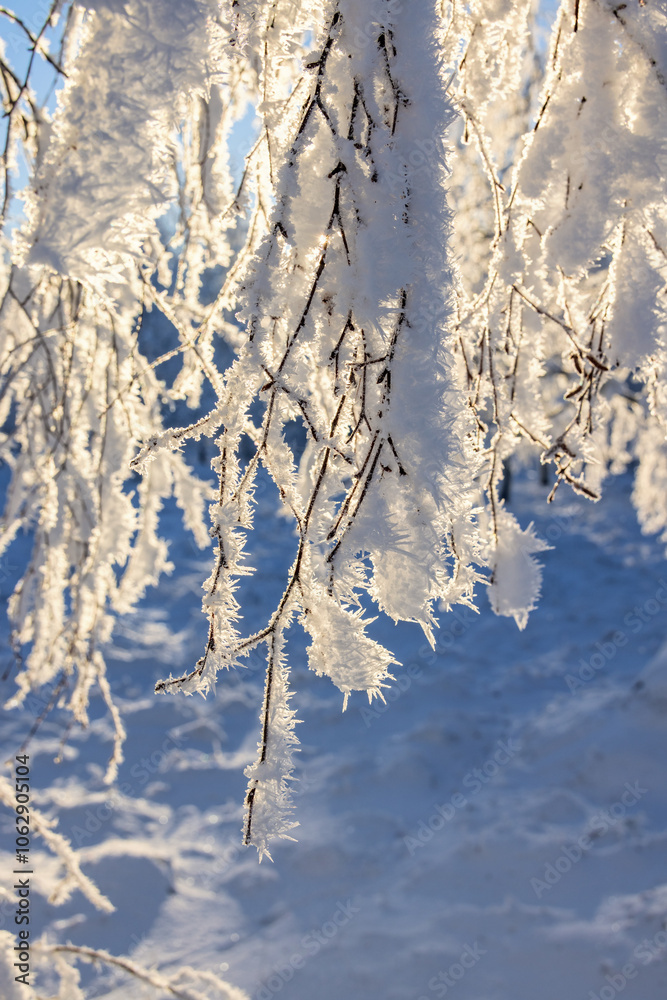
left=0, top=774, right=113, bottom=911
left=153, top=0, right=483, bottom=856
left=0, top=0, right=249, bottom=773
left=37, top=943, right=249, bottom=1000
left=446, top=0, right=667, bottom=586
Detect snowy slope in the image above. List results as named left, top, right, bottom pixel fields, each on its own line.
left=1, top=467, right=667, bottom=1000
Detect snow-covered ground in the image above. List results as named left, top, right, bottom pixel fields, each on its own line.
left=2, top=467, right=667, bottom=1000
